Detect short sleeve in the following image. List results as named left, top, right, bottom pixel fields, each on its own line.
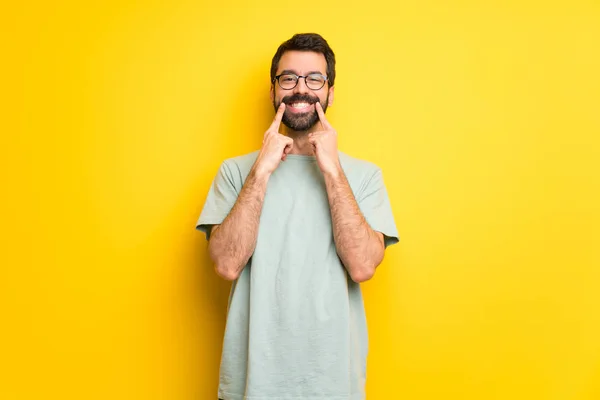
left=196, top=161, right=239, bottom=240
left=357, top=168, right=400, bottom=248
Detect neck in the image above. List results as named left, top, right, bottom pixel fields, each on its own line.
left=281, top=124, right=320, bottom=156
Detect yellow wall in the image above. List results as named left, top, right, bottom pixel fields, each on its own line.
left=2, top=1, right=599, bottom=399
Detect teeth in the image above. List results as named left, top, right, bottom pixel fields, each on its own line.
left=291, top=102, right=310, bottom=108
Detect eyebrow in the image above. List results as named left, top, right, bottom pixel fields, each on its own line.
left=280, top=69, right=325, bottom=76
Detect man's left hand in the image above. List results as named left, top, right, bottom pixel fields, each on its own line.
left=308, top=102, right=342, bottom=177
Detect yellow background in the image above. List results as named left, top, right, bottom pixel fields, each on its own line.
left=2, top=0, right=599, bottom=399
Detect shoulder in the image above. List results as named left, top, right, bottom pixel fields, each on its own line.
left=223, top=150, right=260, bottom=170
left=218, top=150, right=260, bottom=186
left=338, top=151, right=385, bottom=200
left=338, top=150, right=381, bottom=177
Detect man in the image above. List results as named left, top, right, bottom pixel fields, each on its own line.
left=196, top=33, right=399, bottom=400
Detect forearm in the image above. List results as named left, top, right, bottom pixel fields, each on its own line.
left=208, top=165, right=270, bottom=280
left=324, top=167, right=384, bottom=283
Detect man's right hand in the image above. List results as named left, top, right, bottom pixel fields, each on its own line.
left=254, top=103, right=294, bottom=176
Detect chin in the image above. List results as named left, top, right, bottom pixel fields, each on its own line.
left=283, top=113, right=318, bottom=132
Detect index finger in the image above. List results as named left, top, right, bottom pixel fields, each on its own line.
left=269, top=103, right=286, bottom=131
left=315, top=102, right=331, bottom=129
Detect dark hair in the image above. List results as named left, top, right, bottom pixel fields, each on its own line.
left=270, top=33, right=336, bottom=87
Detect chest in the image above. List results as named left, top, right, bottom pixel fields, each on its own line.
left=261, top=163, right=331, bottom=236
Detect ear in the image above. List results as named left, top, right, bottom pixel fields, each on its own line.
left=327, top=86, right=334, bottom=107
left=270, top=84, right=274, bottom=102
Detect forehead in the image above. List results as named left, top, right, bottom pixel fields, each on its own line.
left=277, top=50, right=327, bottom=74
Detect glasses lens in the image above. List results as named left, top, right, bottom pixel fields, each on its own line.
left=306, top=74, right=326, bottom=90
left=278, top=74, right=298, bottom=89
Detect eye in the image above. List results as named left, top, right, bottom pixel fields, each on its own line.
left=280, top=74, right=297, bottom=82
left=307, top=74, right=325, bottom=84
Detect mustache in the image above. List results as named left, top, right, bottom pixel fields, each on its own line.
left=281, top=94, right=319, bottom=105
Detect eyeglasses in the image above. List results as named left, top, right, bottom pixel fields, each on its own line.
left=273, top=73, right=328, bottom=90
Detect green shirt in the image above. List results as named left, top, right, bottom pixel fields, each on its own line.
left=197, top=150, right=399, bottom=400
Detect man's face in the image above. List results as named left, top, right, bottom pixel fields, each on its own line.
left=271, top=50, right=334, bottom=132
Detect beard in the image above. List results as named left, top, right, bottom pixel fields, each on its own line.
left=273, top=93, right=328, bottom=132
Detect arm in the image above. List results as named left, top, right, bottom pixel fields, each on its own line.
left=208, top=103, right=293, bottom=281
left=208, top=166, right=270, bottom=280
left=323, top=168, right=385, bottom=283
left=308, top=102, right=385, bottom=283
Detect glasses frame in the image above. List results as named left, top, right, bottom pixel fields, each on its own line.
left=273, top=73, right=329, bottom=91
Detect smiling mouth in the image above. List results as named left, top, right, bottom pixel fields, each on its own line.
left=287, top=102, right=315, bottom=112
left=290, top=102, right=310, bottom=108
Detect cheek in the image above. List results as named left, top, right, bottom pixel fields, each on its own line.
left=319, top=93, right=328, bottom=105
left=318, top=89, right=329, bottom=101
left=271, top=87, right=286, bottom=104
left=273, top=89, right=284, bottom=104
